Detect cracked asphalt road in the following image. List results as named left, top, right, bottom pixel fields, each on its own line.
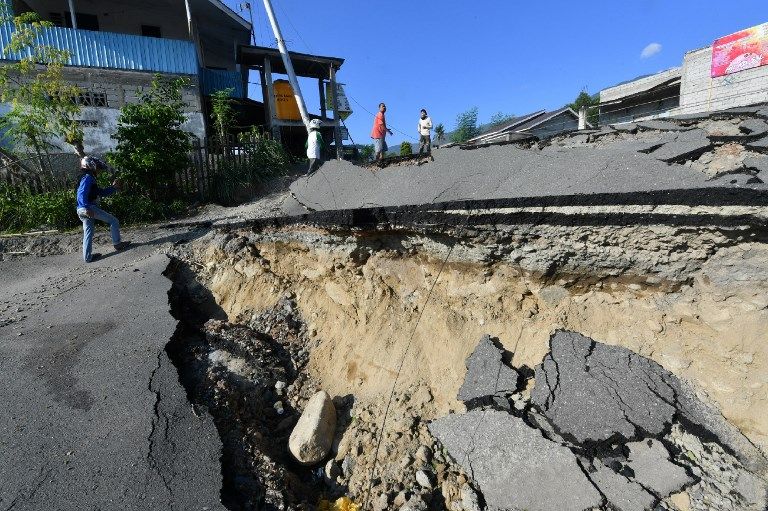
left=0, top=233, right=225, bottom=511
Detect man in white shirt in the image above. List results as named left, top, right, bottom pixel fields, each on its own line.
left=417, top=109, right=433, bottom=157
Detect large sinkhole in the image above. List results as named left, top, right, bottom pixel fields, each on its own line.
left=162, top=211, right=768, bottom=511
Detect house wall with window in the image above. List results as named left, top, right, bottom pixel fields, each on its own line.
left=61, top=67, right=205, bottom=155
left=1, top=0, right=250, bottom=154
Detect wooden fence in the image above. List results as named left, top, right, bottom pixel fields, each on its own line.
left=177, top=138, right=276, bottom=202
left=1, top=136, right=284, bottom=203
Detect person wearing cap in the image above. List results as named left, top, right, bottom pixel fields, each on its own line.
left=370, top=102, right=393, bottom=161
left=305, top=118, right=325, bottom=175
left=76, top=156, right=130, bottom=263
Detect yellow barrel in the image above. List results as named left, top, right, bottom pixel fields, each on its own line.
left=274, top=79, right=301, bottom=120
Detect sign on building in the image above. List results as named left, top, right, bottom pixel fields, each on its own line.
left=325, top=83, right=353, bottom=120
left=711, top=22, right=768, bottom=77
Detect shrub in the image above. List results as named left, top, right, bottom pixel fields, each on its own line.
left=0, top=183, right=190, bottom=233
left=107, top=75, right=192, bottom=199
left=400, top=141, right=413, bottom=156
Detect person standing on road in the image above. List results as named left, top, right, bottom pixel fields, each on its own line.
left=76, top=156, right=130, bottom=263
left=305, top=119, right=324, bottom=175
left=417, top=109, right=433, bottom=157
left=370, top=102, right=393, bottom=161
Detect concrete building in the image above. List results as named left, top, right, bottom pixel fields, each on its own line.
left=676, top=45, right=768, bottom=115
left=0, top=0, right=251, bottom=154
left=598, top=68, right=681, bottom=125
left=600, top=28, right=768, bottom=124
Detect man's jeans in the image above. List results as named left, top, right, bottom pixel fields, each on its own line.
left=418, top=134, right=431, bottom=154
left=77, top=206, right=121, bottom=262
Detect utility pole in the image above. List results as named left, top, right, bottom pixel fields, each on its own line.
left=239, top=3, right=256, bottom=45
left=261, top=0, right=310, bottom=131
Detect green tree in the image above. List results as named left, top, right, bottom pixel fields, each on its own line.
left=488, top=112, right=515, bottom=126
left=358, top=144, right=374, bottom=161
left=434, top=123, right=445, bottom=145
left=400, top=141, right=413, bottom=156
left=210, top=88, right=236, bottom=145
left=107, top=75, right=192, bottom=198
left=451, top=107, right=479, bottom=144
left=0, top=10, right=82, bottom=178
left=567, top=90, right=599, bottom=126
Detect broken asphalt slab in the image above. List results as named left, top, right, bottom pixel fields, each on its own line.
left=456, top=335, right=519, bottom=405
left=429, top=409, right=603, bottom=511
left=646, top=129, right=712, bottom=162
left=635, top=120, right=694, bottom=132
left=0, top=248, right=225, bottom=510
left=530, top=330, right=768, bottom=473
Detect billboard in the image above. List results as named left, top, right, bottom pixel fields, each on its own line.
left=711, top=22, right=768, bottom=77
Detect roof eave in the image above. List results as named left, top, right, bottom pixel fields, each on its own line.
left=206, top=0, right=251, bottom=31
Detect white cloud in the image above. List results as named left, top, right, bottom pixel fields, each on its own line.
left=641, top=43, right=662, bottom=59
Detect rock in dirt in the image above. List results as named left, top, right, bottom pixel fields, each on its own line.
left=457, top=335, right=519, bottom=404
left=399, top=494, right=428, bottom=511
left=289, top=390, right=337, bottom=465
left=460, top=484, right=482, bottom=511
left=415, top=469, right=433, bottom=489
left=429, top=409, right=603, bottom=511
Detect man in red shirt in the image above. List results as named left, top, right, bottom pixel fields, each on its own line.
left=370, top=102, right=393, bottom=161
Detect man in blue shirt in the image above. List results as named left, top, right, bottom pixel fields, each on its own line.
left=76, top=156, right=129, bottom=262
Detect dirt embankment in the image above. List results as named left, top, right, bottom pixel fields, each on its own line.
left=164, top=204, right=768, bottom=509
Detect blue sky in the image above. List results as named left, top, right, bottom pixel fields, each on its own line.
left=223, top=0, right=766, bottom=147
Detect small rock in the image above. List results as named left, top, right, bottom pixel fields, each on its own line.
left=393, top=491, right=408, bottom=507
left=399, top=495, right=427, bottom=511
left=461, top=484, right=482, bottom=511
left=324, top=459, right=341, bottom=482
left=289, top=390, right=337, bottom=465
left=415, top=469, right=433, bottom=489
left=668, top=490, right=692, bottom=511
left=373, top=493, right=389, bottom=511
left=415, top=445, right=432, bottom=463
left=341, top=455, right=356, bottom=477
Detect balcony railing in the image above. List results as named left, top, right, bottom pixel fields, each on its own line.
left=0, top=23, right=198, bottom=75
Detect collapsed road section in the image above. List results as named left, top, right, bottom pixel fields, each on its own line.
left=165, top=178, right=768, bottom=510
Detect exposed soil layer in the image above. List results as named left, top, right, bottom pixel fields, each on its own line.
left=164, top=200, right=768, bottom=510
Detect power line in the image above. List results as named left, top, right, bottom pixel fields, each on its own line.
left=274, top=0, right=313, bottom=54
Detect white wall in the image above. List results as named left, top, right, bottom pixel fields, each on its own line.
left=677, top=46, right=768, bottom=114
left=74, top=107, right=205, bottom=155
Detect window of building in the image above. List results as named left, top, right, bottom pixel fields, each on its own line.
left=141, top=25, right=162, bottom=38
left=75, top=92, right=109, bottom=108
left=63, top=12, right=100, bottom=31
